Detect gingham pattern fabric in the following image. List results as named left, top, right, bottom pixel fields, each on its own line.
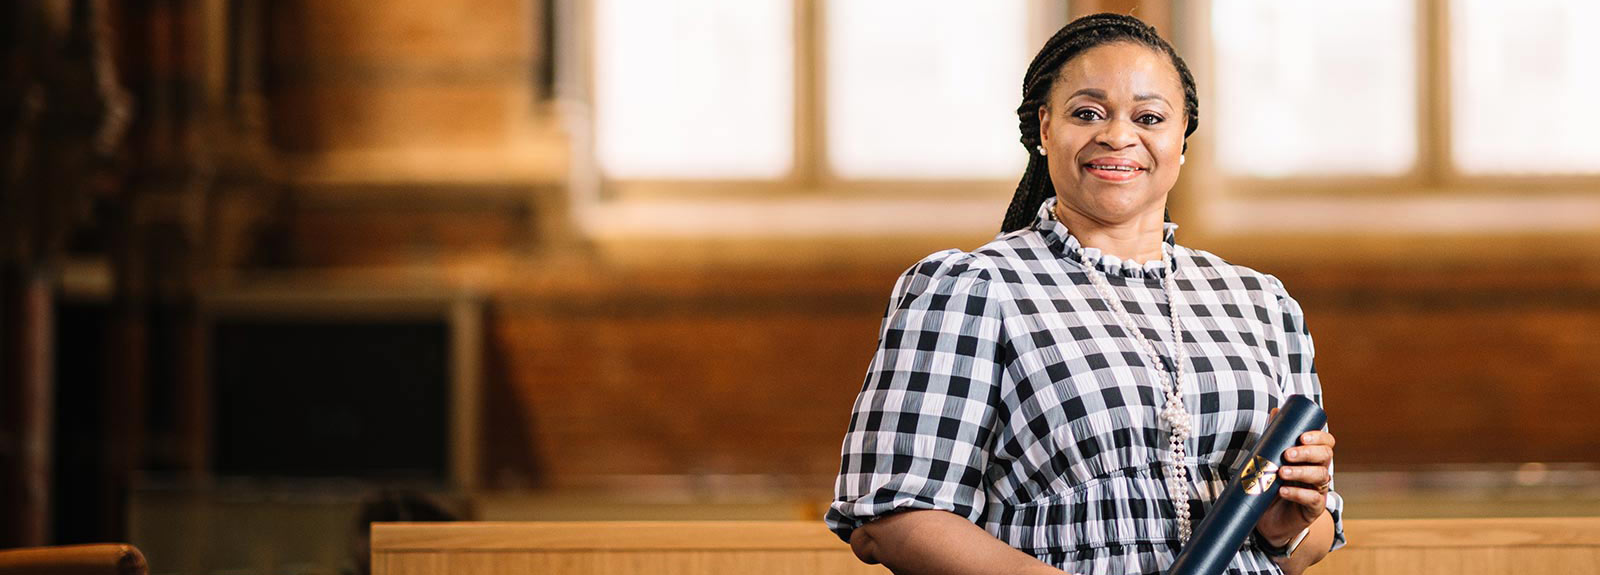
left=827, top=198, right=1345, bottom=575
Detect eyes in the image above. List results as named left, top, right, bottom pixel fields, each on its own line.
left=1070, top=108, right=1165, bottom=126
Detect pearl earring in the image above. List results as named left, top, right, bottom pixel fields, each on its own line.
left=1037, top=145, right=1047, bottom=156
left=1179, top=154, right=1186, bottom=165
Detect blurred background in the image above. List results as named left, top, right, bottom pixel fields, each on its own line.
left=3, top=0, right=1598, bottom=573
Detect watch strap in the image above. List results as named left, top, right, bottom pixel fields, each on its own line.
left=1253, top=526, right=1311, bottom=559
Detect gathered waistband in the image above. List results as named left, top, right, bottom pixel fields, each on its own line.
left=984, top=462, right=1234, bottom=554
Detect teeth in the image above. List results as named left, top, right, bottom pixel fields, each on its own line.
left=1088, top=164, right=1139, bottom=171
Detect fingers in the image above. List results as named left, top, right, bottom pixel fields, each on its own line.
left=1276, top=485, right=1325, bottom=506
left=1278, top=463, right=1330, bottom=486
left=1276, top=485, right=1328, bottom=514
left=1280, top=432, right=1335, bottom=490
left=1283, top=445, right=1333, bottom=465
left=1298, top=430, right=1337, bottom=448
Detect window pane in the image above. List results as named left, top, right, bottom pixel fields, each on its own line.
left=825, top=0, right=1029, bottom=179
left=1452, top=0, right=1600, bottom=174
left=1212, top=0, right=1418, bottom=178
left=594, top=0, right=793, bottom=179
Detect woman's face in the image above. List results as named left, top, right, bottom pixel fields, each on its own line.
left=1038, top=42, right=1187, bottom=226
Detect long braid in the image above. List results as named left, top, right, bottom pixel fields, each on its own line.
left=1000, top=13, right=1200, bottom=233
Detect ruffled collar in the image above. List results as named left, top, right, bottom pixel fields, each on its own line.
left=1033, top=197, right=1179, bottom=280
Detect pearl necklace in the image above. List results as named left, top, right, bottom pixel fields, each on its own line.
left=1057, top=208, right=1195, bottom=542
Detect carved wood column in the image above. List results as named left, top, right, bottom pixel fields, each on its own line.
left=0, top=0, right=130, bottom=546
left=0, top=268, right=53, bottom=547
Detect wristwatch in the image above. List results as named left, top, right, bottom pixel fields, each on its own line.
left=1252, top=526, right=1311, bottom=560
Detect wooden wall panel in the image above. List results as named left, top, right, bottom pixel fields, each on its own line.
left=261, top=0, right=566, bottom=187
left=265, top=0, right=537, bottom=153
left=487, top=290, right=886, bottom=486
left=1282, top=264, right=1600, bottom=466
left=283, top=192, right=534, bottom=267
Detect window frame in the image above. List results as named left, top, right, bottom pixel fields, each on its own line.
left=574, top=0, right=1068, bottom=204
left=1181, top=0, right=1600, bottom=204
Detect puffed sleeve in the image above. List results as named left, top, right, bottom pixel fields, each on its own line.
left=825, top=250, right=1008, bottom=543
left=1266, top=275, right=1346, bottom=552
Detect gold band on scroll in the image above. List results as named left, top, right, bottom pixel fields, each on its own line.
left=1240, top=455, right=1279, bottom=495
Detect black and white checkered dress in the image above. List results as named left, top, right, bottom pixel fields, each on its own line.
left=827, top=198, right=1345, bottom=575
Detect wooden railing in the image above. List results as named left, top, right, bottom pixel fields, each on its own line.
left=372, top=518, right=1600, bottom=574
left=1316, top=518, right=1600, bottom=574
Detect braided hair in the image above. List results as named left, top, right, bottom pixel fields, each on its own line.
left=999, top=13, right=1199, bottom=233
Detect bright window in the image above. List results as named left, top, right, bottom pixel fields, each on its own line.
left=593, top=0, right=794, bottom=179
left=1211, top=0, right=1418, bottom=178
left=1451, top=0, right=1600, bottom=174
left=824, top=0, right=1030, bottom=179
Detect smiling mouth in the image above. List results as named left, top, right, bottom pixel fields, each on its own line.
left=1082, top=163, right=1145, bottom=181
left=1083, top=163, right=1143, bottom=172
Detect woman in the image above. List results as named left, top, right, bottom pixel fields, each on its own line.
left=826, top=14, right=1343, bottom=575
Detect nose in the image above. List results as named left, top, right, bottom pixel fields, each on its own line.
left=1093, top=116, right=1139, bottom=150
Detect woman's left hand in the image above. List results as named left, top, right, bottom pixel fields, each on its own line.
left=1253, top=427, right=1336, bottom=546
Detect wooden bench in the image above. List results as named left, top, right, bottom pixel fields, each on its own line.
left=372, top=517, right=1600, bottom=574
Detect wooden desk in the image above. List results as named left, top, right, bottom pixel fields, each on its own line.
left=373, top=518, right=1600, bottom=574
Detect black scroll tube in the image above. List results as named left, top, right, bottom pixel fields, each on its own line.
left=1167, top=395, right=1327, bottom=575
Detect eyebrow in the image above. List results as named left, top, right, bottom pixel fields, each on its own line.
left=1067, top=88, right=1173, bottom=107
